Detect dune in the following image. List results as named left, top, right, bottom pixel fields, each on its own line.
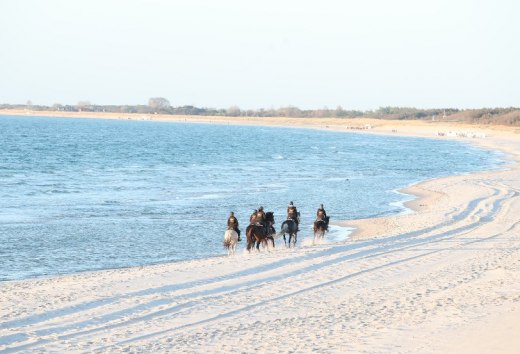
left=1, top=111, right=519, bottom=353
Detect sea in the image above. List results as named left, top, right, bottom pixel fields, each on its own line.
left=0, top=115, right=504, bottom=281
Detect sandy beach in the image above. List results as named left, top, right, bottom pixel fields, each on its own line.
left=1, top=111, right=519, bottom=353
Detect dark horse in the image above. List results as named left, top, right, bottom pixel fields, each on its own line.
left=313, top=216, right=330, bottom=243
left=280, top=218, right=298, bottom=247
left=246, top=212, right=276, bottom=252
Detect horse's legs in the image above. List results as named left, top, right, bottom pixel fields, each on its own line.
left=264, top=236, right=274, bottom=251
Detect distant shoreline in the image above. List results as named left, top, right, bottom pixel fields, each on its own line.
left=2, top=108, right=517, bottom=237
left=2, top=107, right=517, bottom=136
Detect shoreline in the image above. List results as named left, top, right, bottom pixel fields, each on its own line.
left=1, top=108, right=514, bottom=238
left=3, top=108, right=519, bottom=135
left=1, top=110, right=519, bottom=352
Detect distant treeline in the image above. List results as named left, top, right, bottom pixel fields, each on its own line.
left=2, top=99, right=520, bottom=126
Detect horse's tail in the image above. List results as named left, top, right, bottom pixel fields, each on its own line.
left=223, top=230, right=231, bottom=249
left=246, top=225, right=253, bottom=240
left=278, top=221, right=288, bottom=235
left=245, top=225, right=254, bottom=251
left=223, top=239, right=232, bottom=249
left=277, top=220, right=290, bottom=238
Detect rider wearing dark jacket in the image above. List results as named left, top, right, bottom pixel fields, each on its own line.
left=227, top=212, right=241, bottom=241
left=256, top=206, right=266, bottom=225
left=316, top=204, right=329, bottom=231
left=287, top=201, right=299, bottom=228
left=316, top=204, right=327, bottom=220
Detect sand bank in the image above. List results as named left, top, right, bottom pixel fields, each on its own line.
left=1, top=111, right=519, bottom=353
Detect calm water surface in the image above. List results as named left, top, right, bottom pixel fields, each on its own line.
left=0, top=116, right=502, bottom=280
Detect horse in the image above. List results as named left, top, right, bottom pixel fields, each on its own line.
left=313, top=216, right=329, bottom=244
left=280, top=218, right=298, bottom=248
left=223, top=228, right=239, bottom=256
left=246, top=212, right=276, bottom=252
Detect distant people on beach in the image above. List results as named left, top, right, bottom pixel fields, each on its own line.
left=226, top=202, right=333, bottom=251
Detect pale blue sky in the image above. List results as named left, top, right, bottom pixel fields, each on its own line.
left=1, top=0, right=519, bottom=110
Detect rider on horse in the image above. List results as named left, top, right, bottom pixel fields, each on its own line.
left=256, top=206, right=266, bottom=224
left=287, top=201, right=300, bottom=230
left=316, top=204, right=327, bottom=220
left=227, top=211, right=241, bottom=241
left=250, top=209, right=258, bottom=224
left=256, top=206, right=268, bottom=233
left=316, top=203, right=329, bottom=231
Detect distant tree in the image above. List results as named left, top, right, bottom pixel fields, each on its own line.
left=148, top=97, right=171, bottom=111
left=335, top=105, right=347, bottom=117
left=76, top=101, right=91, bottom=112
left=226, top=105, right=241, bottom=116
left=277, top=106, right=301, bottom=117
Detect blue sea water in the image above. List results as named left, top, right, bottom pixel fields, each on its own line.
left=0, top=115, right=503, bottom=281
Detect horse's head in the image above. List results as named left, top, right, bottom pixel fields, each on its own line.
left=265, top=211, right=274, bottom=224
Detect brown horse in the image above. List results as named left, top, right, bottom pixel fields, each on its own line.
left=313, top=216, right=329, bottom=243
left=246, top=212, right=276, bottom=251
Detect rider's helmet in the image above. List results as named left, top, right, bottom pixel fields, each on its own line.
left=259, top=206, right=264, bottom=211
left=230, top=211, right=234, bottom=216
left=289, top=201, right=294, bottom=207
left=320, top=204, right=323, bottom=209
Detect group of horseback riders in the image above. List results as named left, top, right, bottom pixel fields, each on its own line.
left=226, top=202, right=329, bottom=241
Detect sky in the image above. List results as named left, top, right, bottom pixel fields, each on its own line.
left=1, top=0, right=519, bottom=110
